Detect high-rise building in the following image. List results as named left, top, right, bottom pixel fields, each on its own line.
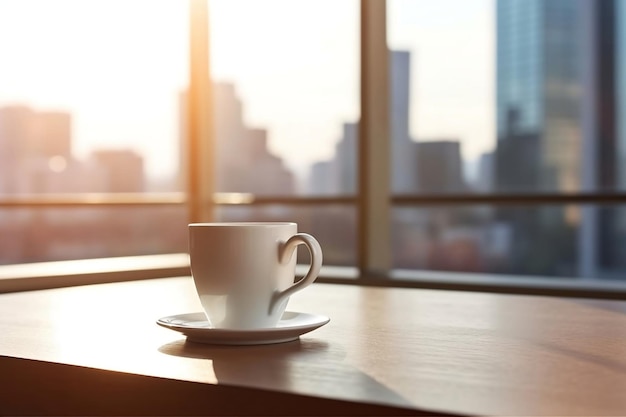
left=308, top=50, right=419, bottom=195
left=476, top=151, right=495, bottom=193
left=416, top=141, right=465, bottom=193
left=179, top=82, right=295, bottom=195
left=0, top=106, right=71, bottom=160
left=619, top=0, right=626, bottom=191
left=307, top=122, right=357, bottom=195
left=0, top=106, right=73, bottom=194
left=598, top=0, right=626, bottom=275
left=494, top=0, right=626, bottom=277
left=91, top=150, right=145, bottom=193
left=390, top=50, right=419, bottom=194
left=495, top=0, right=583, bottom=193
left=494, top=0, right=585, bottom=276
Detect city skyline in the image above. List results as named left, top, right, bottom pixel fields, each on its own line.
left=0, top=0, right=493, bottom=188
left=0, top=105, right=146, bottom=195
left=0, top=52, right=471, bottom=198
left=492, top=0, right=626, bottom=278
left=3, top=0, right=626, bottom=279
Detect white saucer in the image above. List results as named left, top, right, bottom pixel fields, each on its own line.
left=156, top=311, right=330, bottom=345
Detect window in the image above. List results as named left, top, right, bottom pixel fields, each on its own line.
left=205, top=0, right=360, bottom=267
left=2, top=0, right=626, bottom=295
left=0, top=0, right=188, bottom=264
left=387, top=0, right=626, bottom=284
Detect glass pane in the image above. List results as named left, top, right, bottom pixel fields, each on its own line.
left=215, top=205, right=357, bottom=267
left=0, top=206, right=187, bottom=264
left=207, top=0, right=359, bottom=196
left=387, top=0, right=626, bottom=194
left=0, top=0, right=188, bottom=194
left=392, top=204, right=626, bottom=280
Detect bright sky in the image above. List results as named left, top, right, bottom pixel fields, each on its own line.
left=0, top=0, right=188, bottom=181
left=0, top=0, right=494, bottom=186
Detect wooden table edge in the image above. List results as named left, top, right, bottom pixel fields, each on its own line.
left=0, top=355, right=456, bottom=416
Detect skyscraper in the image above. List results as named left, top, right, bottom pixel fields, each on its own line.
left=416, top=141, right=464, bottom=193
left=0, top=106, right=72, bottom=194
left=599, top=0, right=626, bottom=275
left=390, top=50, right=419, bottom=194
left=308, top=50, right=419, bottom=195
left=619, top=0, right=626, bottom=193
left=495, top=0, right=586, bottom=276
left=91, top=150, right=144, bottom=192
left=308, top=122, right=357, bottom=195
left=495, top=0, right=625, bottom=277
left=179, top=82, right=295, bottom=196
left=495, top=0, right=583, bottom=193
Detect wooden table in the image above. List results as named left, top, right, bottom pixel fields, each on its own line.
left=1, top=277, right=626, bottom=415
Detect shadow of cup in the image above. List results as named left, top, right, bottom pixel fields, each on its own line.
left=159, top=338, right=341, bottom=389
left=158, top=338, right=415, bottom=412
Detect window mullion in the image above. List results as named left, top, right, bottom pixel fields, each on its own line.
left=188, top=0, right=215, bottom=223
left=359, top=0, right=391, bottom=277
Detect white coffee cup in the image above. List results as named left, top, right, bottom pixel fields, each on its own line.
left=188, top=222, right=323, bottom=329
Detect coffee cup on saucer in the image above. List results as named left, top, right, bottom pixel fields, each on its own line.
left=188, top=222, right=323, bottom=330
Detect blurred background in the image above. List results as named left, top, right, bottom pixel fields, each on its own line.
left=1, top=0, right=626, bottom=283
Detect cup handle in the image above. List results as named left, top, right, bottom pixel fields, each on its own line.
left=269, top=233, right=323, bottom=315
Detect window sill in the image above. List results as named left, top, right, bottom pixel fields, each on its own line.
left=2, top=254, right=625, bottom=300
left=384, top=269, right=626, bottom=300
left=0, top=255, right=359, bottom=294
left=0, top=254, right=191, bottom=293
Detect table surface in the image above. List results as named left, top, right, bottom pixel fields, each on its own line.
left=2, top=277, right=626, bottom=416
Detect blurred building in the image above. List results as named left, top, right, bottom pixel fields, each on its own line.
left=495, top=0, right=583, bottom=192
left=0, top=104, right=146, bottom=196
left=91, top=149, right=145, bottom=193
left=494, top=0, right=626, bottom=277
left=309, top=160, right=339, bottom=195
left=309, top=50, right=420, bottom=195
left=0, top=106, right=72, bottom=193
left=308, top=122, right=357, bottom=195
left=494, top=0, right=585, bottom=276
left=179, top=83, right=295, bottom=195
left=0, top=106, right=71, bottom=160
left=416, top=140, right=465, bottom=193
left=610, top=0, right=626, bottom=275
left=390, top=50, right=419, bottom=194
left=476, top=151, right=494, bottom=193
left=0, top=105, right=153, bottom=263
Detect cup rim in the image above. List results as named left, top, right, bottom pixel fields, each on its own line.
left=189, top=222, right=297, bottom=227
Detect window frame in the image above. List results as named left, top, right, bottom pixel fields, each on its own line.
left=1, top=0, right=626, bottom=298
